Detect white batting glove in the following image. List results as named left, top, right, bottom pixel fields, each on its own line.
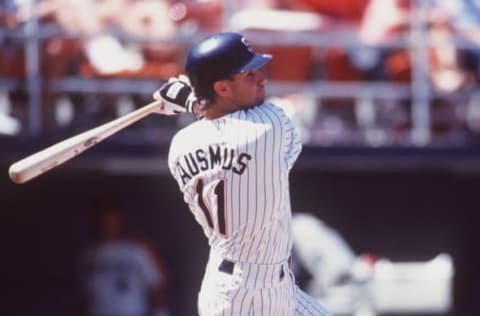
left=152, top=75, right=196, bottom=115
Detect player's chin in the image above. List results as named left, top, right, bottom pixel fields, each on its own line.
left=247, top=99, right=263, bottom=109
left=243, top=95, right=265, bottom=109
left=254, top=94, right=265, bottom=106
left=260, top=96, right=267, bottom=104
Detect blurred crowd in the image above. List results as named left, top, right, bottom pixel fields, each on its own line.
left=1, top=0, right=480, bottom=145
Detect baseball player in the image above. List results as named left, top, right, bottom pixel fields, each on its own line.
left=153, top=32, right=332, bottom=316
left=79, top=201, right=170, bottom=316
left=291, top=213, right=356, bottom=298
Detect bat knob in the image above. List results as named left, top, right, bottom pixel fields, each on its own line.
left=8, top=165, right=24, bottom=184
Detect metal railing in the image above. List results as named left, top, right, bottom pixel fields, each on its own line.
left=0, top=0, right=473, bottom=146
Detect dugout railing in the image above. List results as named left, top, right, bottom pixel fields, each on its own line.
left=0, top=0, right=477, bottom=148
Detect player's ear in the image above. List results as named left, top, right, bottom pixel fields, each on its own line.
left=213, top=80, right=231, bottom=97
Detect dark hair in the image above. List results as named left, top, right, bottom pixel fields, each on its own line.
left=189, top=74, right=217, bottom=104
left=189, top=74, right=234, bottom=105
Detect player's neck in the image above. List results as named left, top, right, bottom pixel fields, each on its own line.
left=203, top=98, right=237, bottom=120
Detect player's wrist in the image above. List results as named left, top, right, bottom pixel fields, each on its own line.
left=153, top=78, right=192, bottom=108
left=185, top=92, right=197, bottom=113
left=152, top=77, right=197, bottom=116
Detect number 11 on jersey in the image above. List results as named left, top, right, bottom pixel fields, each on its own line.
left=196, top=178, right=227, bottom=237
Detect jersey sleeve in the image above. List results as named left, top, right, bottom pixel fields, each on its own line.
left=277, top=104, right=302, bottom=170
left=167, top=132, right=185, bottom=191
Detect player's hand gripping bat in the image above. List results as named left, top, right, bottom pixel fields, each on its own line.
left=9, top=99, right=165, bottom=184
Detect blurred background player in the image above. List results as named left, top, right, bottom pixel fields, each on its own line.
left=291, top=212, right=357, bottom=297
left=78, top=198, right=170, bottom=316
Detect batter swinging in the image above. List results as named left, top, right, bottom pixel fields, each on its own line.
left=154, top=32, right=332, bottom=316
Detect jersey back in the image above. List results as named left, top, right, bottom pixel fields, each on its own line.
left=168, top=102, right=302, bottom=264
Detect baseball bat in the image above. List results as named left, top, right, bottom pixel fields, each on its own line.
left=9, top=99, right=164, bottom=184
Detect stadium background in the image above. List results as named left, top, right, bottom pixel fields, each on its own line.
left=1, top=0, right=480, bottom=315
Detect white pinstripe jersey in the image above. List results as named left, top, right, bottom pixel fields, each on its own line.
left=168, top=102, right=302, bottom=264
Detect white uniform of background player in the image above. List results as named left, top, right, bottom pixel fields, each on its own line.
left=291, top=213, right=356, bottom=297
left=155, top=32, right=332, bottom=316
left=82, top=240, right=164, bottom=316
left=80, top=204, right=169, bottom=316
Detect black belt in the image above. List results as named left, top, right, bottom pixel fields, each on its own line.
left=218, top=259, right=286, bottom=280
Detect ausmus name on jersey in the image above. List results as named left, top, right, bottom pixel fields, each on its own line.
left=173, top=144, right=252, bottom=186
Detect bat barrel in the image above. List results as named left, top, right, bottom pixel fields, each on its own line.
left=9, top=100, right=162, bottom=184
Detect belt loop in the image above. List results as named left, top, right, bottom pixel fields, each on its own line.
left=218, top=259, right=235, bottom=274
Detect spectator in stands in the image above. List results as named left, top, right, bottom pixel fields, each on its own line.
left=0, top=0, right=22, bottom=28
left=358, top=0, right=480, bottom=141
left=16, top=0, right=182, bottom=79
left=271, top=0, right=373, bottom=82
left=427, top=7, right=477, bottom=93
left=0, top=1, right=28, bottom=78
left=359, top=0, right=478, bottom=88
left=430, top=0, right=480, bottom=137
left=78, top=199, right=171, bottom=316
left=432, top=0, right=480, bottom=45
left=286, top=0, right=369, bottom=21
left=356, top=0, right=412, bottom=82
left=172, top=0, right=224, bottom=34
left=82, top=0, right=182, bottom=79
left=12, top=0, right=186, bottom=134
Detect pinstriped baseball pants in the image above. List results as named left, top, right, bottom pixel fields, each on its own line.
left=198, top=254, right=332, bottom=316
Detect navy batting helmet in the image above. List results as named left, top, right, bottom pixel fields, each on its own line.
left=186, top=32, right=272, bottom=103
